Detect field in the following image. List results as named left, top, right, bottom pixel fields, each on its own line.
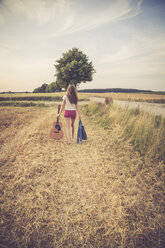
left=1, top=91, right=165, bottom=104
left=0, top=95, right=165, bottom=247
left=80, top=92, right=165, bottom=103
left=0, top=92, right=88, bottom=107
left=82, top=100, right=165, bottom=163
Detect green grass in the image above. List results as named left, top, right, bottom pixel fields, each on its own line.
left=0, top=101, right=47, bottom=107
left=0, top=95, right=62, bottom=102
left=0, top=92, right=89, bottom=107
left=0, top=92, right=89, bottom=102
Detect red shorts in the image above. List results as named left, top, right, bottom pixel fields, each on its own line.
left=64, top=110, right=76, bottom=119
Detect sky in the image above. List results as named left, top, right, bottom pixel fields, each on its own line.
left=0, top=0, right=165, bottom=92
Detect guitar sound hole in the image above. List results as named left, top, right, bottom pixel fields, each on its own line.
left=55, top=124, right=61, bottom=131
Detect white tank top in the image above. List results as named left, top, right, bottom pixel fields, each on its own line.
left=63, top=94, right=76, bottom=111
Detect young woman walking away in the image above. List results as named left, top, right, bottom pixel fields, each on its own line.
left=57, top=85, right=81, bottom=144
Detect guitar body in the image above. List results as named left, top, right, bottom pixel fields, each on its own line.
left=50, top=105, right=63, bottom=139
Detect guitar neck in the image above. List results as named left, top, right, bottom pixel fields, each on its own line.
left=57, top=105, right=61, bottom=123
left=58, top=105, right=61, bottom=114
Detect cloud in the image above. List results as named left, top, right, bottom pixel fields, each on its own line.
left=58, top=0, right=144, bottom=35
left=119, top=0, right=144, bottom=20
left=0, top=0, right=68, bottom=24
left=99, top=28, right=165, bottom=64
left=99, top=46, right=138, bottom=64
left=0, top=0, right=144, bottom=34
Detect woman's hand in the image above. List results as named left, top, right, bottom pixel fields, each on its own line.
left=57, top=113, right=60, bottom=118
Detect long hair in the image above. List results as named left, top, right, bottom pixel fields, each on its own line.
left=67, top=85, right=78, bottom=104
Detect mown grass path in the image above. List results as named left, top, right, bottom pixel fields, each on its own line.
left=0, top=107, right=164, bottom=248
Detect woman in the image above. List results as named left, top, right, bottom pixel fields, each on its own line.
left=57, top=85, right=81, bottom=144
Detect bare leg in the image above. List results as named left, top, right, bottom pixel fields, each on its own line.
left=71, top=118, right=75, bottom=138
left=65, top=117, right=71, bottom=144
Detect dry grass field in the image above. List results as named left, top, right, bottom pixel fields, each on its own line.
left=0, top=93, right=89, bottom=108
left=0, top=92, right=64, bottom=98
left=0, top=105, right=165, bottom=248
left=80, top=92, right=165, bottom=103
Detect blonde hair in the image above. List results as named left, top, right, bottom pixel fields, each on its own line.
left=67, top=85, right=78, bottom=104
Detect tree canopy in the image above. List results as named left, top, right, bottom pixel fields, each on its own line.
left=33, top=83, right=48, bottom=93
left=46, top=82, right=62, bottom=93
left=54, top=48, right=95, bottom=89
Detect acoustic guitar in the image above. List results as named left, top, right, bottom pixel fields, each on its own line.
left=50, top=105, right=63, bottom=139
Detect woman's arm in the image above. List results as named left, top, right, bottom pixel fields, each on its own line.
left=57, top=100, right=66, bottom=118
left=75, top=103, right=81, bottom=120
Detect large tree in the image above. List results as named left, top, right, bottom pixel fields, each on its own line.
left=54, top=48, right=95, bottom=89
